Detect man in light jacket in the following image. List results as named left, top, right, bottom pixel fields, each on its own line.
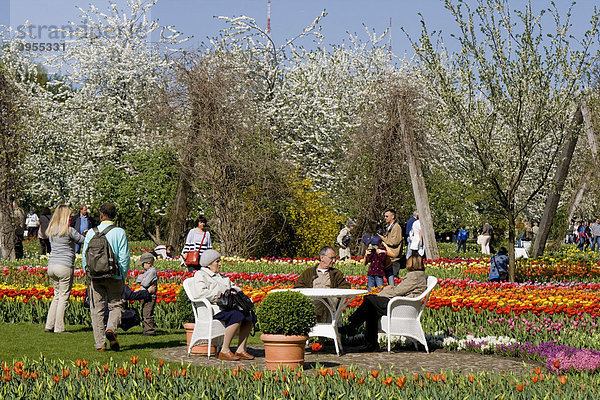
left=377, top=209, right=404, bottom=284
left=82, top=203, right=129, bottom=352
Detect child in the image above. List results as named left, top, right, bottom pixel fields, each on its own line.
left=136, top=252, right=158, bottom=336
left=362, top=234, right=388, bottom=290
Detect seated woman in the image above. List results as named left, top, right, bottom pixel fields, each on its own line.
left=338, top=254, right=427, bottom=352
left=188, top=250, right=255, bottom=361
left=489, top=247, right=509, bottom=282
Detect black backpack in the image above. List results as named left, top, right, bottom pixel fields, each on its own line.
left=86, top=225, right=119, bottom=280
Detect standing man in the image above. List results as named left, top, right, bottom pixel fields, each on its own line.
left=456, top=226, right=469, bottom=253
left=82, top=203, right=129, bottom=352
left=71, top=205, right=96, bottom=254
left=377, top=209, right=404, bottom=285
left=591, top=219, right=600, bottom=253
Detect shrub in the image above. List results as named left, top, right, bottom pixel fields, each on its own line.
left=175, top=287, right=194, bottom=327
left=256, top=291, right=316, bottom=336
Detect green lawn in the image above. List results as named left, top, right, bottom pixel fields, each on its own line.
left=0, top=323, right=264, bottom=365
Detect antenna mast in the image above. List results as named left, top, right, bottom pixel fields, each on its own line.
left=267, top=0, right=271, bottom=35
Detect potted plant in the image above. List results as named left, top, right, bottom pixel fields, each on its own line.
left=176, top=288, right=216, bottom=355
left=257, top=291, right=316, bottom=370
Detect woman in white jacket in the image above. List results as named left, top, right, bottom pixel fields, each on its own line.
left=188, top=250, right=255, bottom=361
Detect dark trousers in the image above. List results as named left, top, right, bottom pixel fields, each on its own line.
left=14, top=239, right=23, bottom=259
left=347, top=295, right=390, bottom=346
left=40, top=238, right=51, bottom=255
left=142, top=296, right=156, bottom=334
left=456, top=239, right=466, bottom=252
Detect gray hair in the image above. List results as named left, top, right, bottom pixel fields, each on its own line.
left=413, top=211, right=419, bottom=218
left=319, top=246, right=334, bottom=258
left=345, top=218, right=356, bottom=228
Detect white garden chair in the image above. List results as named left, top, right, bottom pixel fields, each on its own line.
left=379, top=276, right=438, bottom=353
left=182, top=278, right=226, bottom=358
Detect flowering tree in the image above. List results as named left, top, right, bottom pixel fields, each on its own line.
left=411, top=0, right=600, bottom=279
left=22, top=0, right=184, bottom=207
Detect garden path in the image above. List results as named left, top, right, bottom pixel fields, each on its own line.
left=155, top=345, right=541, bottom=374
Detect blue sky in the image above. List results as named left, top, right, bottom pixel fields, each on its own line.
left=1, top=0, right=598, bottom=56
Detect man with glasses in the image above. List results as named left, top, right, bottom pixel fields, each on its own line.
left=377, top=209, right=404, bottom=285
left=295, top=246, right=351, bottom=322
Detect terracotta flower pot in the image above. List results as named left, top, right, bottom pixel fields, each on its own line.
left=261, top=334, right=308, bottom=370
left=184, top=323, right=216, bottom=355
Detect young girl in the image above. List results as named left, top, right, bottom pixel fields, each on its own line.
left=362, top=234, right=388, bottom=290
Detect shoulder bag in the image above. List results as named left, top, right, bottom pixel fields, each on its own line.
left=185, top=231, right=206, bottom=267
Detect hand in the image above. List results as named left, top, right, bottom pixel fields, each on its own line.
left=148, top=285, right=157, bottom=294
left=82, top=230, right=88, bottom=235
left=382, top=285, right=392, bottom=290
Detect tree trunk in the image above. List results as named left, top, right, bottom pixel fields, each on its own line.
left=398, top=105, right=440, bottom=260
left=166, top=169, right=191, bottom=250
left=0, top=199, right=16, bottom=260
left=566, top=100, right=598, bottom=224
left=507, top=210, right=516, bottom=282
left=531, top=106, right=583, bottom=258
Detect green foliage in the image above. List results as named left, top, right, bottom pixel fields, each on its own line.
left=256, top=291, right=316, bottom=336
left=286, top=178, right=342, bottom=258
left=175, top=287, right=194, bottom=327
left=93, top=148, right=177, bottom=241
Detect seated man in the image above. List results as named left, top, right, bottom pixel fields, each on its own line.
left=339, top=254, right=427, bottom=352
left=295, top=246, right=351, bottom=322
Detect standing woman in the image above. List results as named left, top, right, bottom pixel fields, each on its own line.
left=38, top=207, right=52, bottom=255
left=44, top=205, right=85, bottom=333
left=182, top=216, right=212, bottom=272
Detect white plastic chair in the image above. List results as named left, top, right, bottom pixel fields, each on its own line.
left=182, top=278, right=226, bottom=358
left=380, top=276, right=438, bottom=353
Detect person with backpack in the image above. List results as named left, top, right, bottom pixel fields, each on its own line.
left=456, top=226, right=469, bottom=253
left=82, top=203, right=130, bottom=352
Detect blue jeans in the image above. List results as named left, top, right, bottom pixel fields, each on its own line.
left=385, top=268, right=395, bottom=286
left=367, top=275, right=385, bottom=290
left=592, top=236, right=600, bottom=252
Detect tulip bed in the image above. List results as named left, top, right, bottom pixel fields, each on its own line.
left=3, top=246, right=600, bottom=398
left=0, top=357, right=597, bottom=399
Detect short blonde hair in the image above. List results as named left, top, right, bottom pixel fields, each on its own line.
left=45, top=205, right=72, bottom=238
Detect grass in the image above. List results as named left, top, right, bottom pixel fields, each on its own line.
left=0, top=322, right=263, bottom=365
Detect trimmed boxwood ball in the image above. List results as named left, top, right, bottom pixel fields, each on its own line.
left=257, top=291, right=316, bottom=336
left=176, top=287, right=194, bottom=327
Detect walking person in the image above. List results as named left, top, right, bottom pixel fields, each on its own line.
left=38, top=207, right=52, bottom=255
left=481, top=221, right=493, bottom=255
left=70, top=205, right=96, bottom=254
left=25, top=209, right=40, bottom=237
left=82, top=203, right=130, bottom=352
left=336, top=219, right=356, bottom=261
left=44, top=205, right=85, bottom=333
left=456, top=226, right=469, bottom=253
left=591, top=219, right=600, bottom=253
left=182, top=216, right=212, bottom=272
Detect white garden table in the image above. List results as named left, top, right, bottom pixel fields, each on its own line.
left=272, top=288, right=368, bottom=355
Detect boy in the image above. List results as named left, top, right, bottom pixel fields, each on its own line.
left=456, top=226, right=469, bottom=253
left=136, top=252, right=158, bottom=336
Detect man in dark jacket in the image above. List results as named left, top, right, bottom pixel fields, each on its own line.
left=70, top=205, right=96, bottom=253
left=295, top=246, right=351, bottom=322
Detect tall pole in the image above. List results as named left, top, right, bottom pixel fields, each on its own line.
left=388, top=17, right=392, bottom=54
left=266, top=0, right=271, bottom=35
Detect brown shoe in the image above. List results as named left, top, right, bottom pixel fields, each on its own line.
left=105, top=329, right=120, bottom=351
left=234, top=350, right=255, bottom=360
left=218, top=351, right=240, bottom=361
left=96, top=348, right=106, bottom=352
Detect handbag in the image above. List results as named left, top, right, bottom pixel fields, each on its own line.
left=217, top=289, right=255, bottom=313
left=185, top=232, right=207, bottom=267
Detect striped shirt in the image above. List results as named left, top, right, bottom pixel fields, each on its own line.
left=183, top=229, right=212, bottom=255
